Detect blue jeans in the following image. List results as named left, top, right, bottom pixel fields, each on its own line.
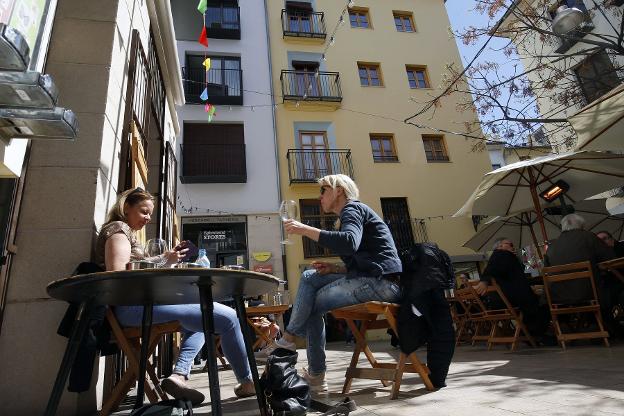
left=115, top=303, right=252, bottom=382
left=286, top=269, right=401, bottom=375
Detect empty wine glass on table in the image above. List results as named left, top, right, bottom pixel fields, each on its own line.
left=145, top=238, right=169, bottom=268
left=279, top=200, right=298, bottom=245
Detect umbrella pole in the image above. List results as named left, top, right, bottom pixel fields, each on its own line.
left=525, top=212, right=544, bottom=260
left=528, top=168, right=549, bottom=244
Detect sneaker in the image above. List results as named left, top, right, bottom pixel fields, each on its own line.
left=254, top=337, right=296, bottom=362
left=161, top=375, right=205, bottom=405
left=302, top=367, right=328, bottom=392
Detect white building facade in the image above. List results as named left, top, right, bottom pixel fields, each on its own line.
left=170, top=0, right=283, bottom=278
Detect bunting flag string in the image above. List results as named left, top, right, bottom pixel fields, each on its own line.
left=197, top=0, right=215, bottom=121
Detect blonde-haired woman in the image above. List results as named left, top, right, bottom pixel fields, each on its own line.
left=263, top=174, right=402, bottom=391
left=96, top=188, right=255, bottom=404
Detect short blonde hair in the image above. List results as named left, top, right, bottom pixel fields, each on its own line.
left=105, top=187, right=154, bottom=225
left=318, top=174, right=359, bottom=201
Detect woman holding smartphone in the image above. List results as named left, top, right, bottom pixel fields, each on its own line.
left=96, top=188, right=255, bottom=404
left=259, top=174, right=402, bottom=392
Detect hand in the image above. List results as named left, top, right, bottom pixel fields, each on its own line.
left=473, top=281, right=489, bottom=296
left=310, top=261, right=333, bottom=275
left=163, top=247, right=189, bottom=266
left=283, top=219, right=309, bottom=236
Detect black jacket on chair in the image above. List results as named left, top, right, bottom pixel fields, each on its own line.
left=56, top=262, right=118, bottom=392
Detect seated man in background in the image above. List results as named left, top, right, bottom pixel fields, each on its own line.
left=596, top=230, right=624, bottom=258
left=545, top=214, right=622, bottom=337
left=474, top=237, right=551, bottom=342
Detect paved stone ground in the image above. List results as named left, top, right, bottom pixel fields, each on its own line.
left=114, top=341, right=624, bottom=415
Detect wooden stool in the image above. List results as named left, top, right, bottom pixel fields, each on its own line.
left=331, top=301, right=434, bottom=399
left=246, top=304, right=290, bottom=349
left=101, top=310, right=181, bottom=415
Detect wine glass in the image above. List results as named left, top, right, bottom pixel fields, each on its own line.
left=145, top=238, right=169, bottom=267
left=279, top=200, right=298, bottom=245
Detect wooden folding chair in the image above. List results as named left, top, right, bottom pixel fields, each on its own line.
left=446, top=290, right=472, bottom=346
left=453, top=286, right=491, bottom=346
left=464, top=280, right=536, bottom=351
left=331, top=301, right=434, bottom=399
left=542, top=261, right=610, bottom=349
left=245, top=304, right=290, bottom=350
left=100, top=310, right=181, bottom=415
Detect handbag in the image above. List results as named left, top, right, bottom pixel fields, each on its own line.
left=260, top=348, right=311, bottom=416
left=129, top=399, right=193, bottom=416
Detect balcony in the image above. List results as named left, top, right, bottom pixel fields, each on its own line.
left=205, top=5, right=240, bottom=39
left=286, top=149, right=353, bottom=184
left=281, top=10, right=326, bottom=41
left=180, top=143, right=246, bottom=183
left=280, top=70, right=342, bottom=110
left=182, top=67, right=243, bottom=105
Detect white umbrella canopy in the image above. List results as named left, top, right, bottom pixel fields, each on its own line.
left=464, top=199, right=624, bottom=253
left=454, top=151, right=624, bottom=241
left=569, top=84, right=624, bottom=151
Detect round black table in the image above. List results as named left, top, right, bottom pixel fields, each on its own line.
left=45, top=268, right=279, bottom=416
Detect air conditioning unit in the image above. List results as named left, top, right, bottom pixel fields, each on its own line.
left=0, top=24, right=30, bottom=71
left=0, top=107, right=78, bottom=141
left=0, top=71, right=58, bottom=108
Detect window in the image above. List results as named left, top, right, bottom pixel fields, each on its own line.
left=406, top=66, right=430, bottom=89
left=393, top=12, right=415, bottom=32
left=358, top=63, right=383, bottom=86
left=422, top=135, right=449, bottom=162
left=299, top=131, right=331, bottom=179
left=574, top=50, right=621, bottom=103
left=370, top=135, right=398, bottom=162
left=181, top=123, right=246, bottom=183
left=380, top=198, right=414, bottom=251
left=300, top=199, right=338, bottom=258
left=184, top=55, right=242, bottom=104
left=349, top=8, right=370, bottom=28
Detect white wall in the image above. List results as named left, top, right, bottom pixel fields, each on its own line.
left=174, top=1, right=280, bottom=215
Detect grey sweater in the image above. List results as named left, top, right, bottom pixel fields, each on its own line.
left=317, top=200, right=402, bottom=277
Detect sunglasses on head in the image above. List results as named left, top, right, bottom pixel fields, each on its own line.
left=130, top=187, right=144, bottom=195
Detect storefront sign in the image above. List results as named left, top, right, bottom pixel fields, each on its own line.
left=182, top=215, right=246, bottom=224
left=202, top=230, right=227, bottom=240
left=252, top=251, right=272, bottom=262
left=253, top=264, right=273, bottom=274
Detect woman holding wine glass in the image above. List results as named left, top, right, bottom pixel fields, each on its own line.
left=95, top=188, right=256, bottom=404
left=263, top=174, right=402, bottom=392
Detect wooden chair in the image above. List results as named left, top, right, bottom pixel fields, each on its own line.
left=100, top=310, right=181, bottom=416
left=446, top=290, right=472, bottom=346
left=331, top=301, right=434, bottom=399
left=542, top=261, right=610, bottom=349
left=464, top=280, right=536, bottom=351
left=245, top=304, right=290, bottom=350
left=453, top=286, right=491, bottom=346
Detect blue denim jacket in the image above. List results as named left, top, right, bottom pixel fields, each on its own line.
left=317, top=200, right=402, bottom=277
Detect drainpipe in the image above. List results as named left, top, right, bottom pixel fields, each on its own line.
left=263, top=0, right=288, bottom=284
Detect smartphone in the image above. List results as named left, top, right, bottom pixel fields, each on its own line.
left=175, top=240, right=199, bottom=262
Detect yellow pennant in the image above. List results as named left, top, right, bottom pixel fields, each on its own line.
left=202, top=58, right=211, bottom=70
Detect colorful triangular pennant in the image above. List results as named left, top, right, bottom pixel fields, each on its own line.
left=202, top=58, right=211, bottom=70
left=197, top=0, right=207, bottom=14
left=200, top=88, right=209, bottom=101
left=198, top=26, right=208, bottom=47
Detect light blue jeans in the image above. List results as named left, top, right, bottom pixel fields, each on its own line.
left=115, top=303, right=252, bottom=383
left=286, top=269, right=401, bottom=375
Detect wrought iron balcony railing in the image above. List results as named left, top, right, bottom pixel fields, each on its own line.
left=280, top=70, right=342, bottom=102
left=281, top=10, right=327, bottom=39
left=286, top=149, right=353, bottom=183
left=205, top=5, right=240, bottom=39
left=180, top=143, right=246, bottom=183
left=182, top=67, right=243, bottom=105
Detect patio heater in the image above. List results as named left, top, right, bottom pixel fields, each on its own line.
left=540, top=180, right=573, bottom=216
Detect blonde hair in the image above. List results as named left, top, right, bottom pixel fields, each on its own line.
left=318, top=174, right=359, bottom=201
left=105, top=187, right=154, bottom=225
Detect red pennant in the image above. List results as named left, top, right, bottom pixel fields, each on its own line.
left=198, top=26, right=208, bottom=47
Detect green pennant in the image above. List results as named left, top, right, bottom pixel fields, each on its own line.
left=197, top=0, right=207, bottom=14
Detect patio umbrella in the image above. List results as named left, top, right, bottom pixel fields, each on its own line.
left=454, top=151, right=624, bottom=242
left=569, top=84, right=624, bottom=151
left=464, top=199, right=624, bottom=253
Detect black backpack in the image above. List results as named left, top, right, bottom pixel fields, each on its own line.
left=398, top=243, right=455, bottom=297
left=129, top=399, right=193, bottom=416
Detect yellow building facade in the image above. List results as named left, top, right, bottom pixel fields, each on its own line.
left=267, top=0, right=492, bottom=297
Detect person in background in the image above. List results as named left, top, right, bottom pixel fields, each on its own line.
left=257, top=174, right=402, bottom=392
left=596, top=230, right=624, bottom=258
left=474, top=237, right=551, bottom=342
left=96, top=188, right=255, bottom=404
left=457, top=273, right=470, bottom=289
